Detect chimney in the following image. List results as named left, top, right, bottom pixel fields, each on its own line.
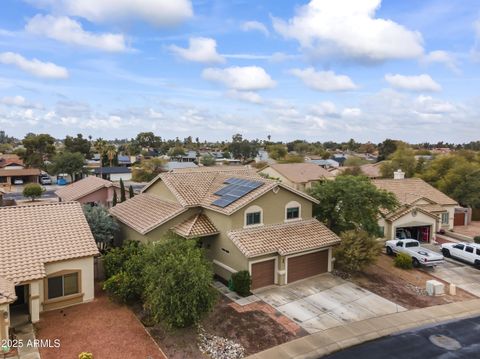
left=394, top=169, right=405, bottom=180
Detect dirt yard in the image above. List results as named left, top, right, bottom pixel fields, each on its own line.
left=453, top=222, right=480, bottom=238
left=135, top=296, right=301, bottom=359
left=36, top=285, right=166, bottom=359
left=350, top=254, right=476, bottom=309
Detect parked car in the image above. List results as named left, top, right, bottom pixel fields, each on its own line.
left=441, top=242, right=480, bottom=267
left=385, top=238, right=445, bottom=267
left=39, top=175, right=52, bottom=185
left=13, top=178, right=23, bottom=185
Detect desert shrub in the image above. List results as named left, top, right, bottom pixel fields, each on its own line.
left=231, top=271, right=251, bottom=297
left=394, top=252, right=413, bottom=269
left=78, top=353, right=93, bottom=359
left=334, top=230, right=382, bottom=273
left=474, top=236, right=480, bottom=244
left=103, top=240, right=142, bottom=278
left=143, top=235, right=217, bottom=328
left=22, top=183, right=44, bottom=201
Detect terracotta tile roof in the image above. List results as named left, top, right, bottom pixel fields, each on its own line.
left=0, top=276, right=16, bottom=304
left=228, top=219, right=341, bottom=258
left=172, top=213, right=219, bottom=238
left=155, top=170, right=318, bottom=215
left=267, top=163, right=333, bottom=183
left=418, top=203, right=446, bottom=212
left=171, top=166, right=256, bottom=174
left=0, top=168, right=41, bottom=177
left=110, top=193, right=187, bottom=234
left=0, top=202, right=99, bottom=284
left=385, top=205, right=439, bottom=222
left=372, top=178, right=458, bottom=206
left=55, top=176, right=117, bottom=201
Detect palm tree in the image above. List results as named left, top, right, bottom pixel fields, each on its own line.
left=106, top=145, right=117, bottom=167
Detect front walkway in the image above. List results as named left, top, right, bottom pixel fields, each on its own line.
left=248, top=298, right=480, bottom=359
left=254, top=274, right=405, bottom=334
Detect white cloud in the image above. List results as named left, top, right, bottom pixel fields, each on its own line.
left=169, top=37, right=225, bottom=64
left=241, top=21, right=269, bottom=36
left=414, top=95, right=456, bottom=114
left=226, top=90, right=263, bottom=104
left=289, top=68, right=357, bottom=91
left=421, top=50, right=459, bottom=73
left=310, top=101, right=337, bottom=116
left=385, top=73, right=441, bottom=92
left=26, top=15, right=127, bottom=52
left=0, top=52, right=68, bottom=79
left=273, top=0, right=424, bottom=62
left=27, top=0, right=193, bottom=26
left=202, top=66, right=276, bottom=91
left=0, top=95, right=27, bottom=106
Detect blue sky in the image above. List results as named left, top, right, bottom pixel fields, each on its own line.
left=0, top=0, right=479, bottom=143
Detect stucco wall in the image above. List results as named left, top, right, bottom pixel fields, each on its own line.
left=381, top=211, right=438, bottom=241
left=0, top=303, right=9, bottom=341
left=110, top=173, right=132, bottom=181
left=144, top=180, right=180, bottom=203
left=77, top=187, right=109, bottom=205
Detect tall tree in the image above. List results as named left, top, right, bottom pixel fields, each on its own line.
left=128, top=185, right=135, bottom=198
left=83, top=205, right=119, bottom=250
left=21, top=133, right=56, bottom=168
left=309, top=176, right=398, bottom=236
left=49, top=152, right=85, bottom=182
left=64, top=134, right=91, bottom=158
left=380, top=145, right=416, bottom=178
left=377, top=139, right=398, bottom=161
left=120, top=178, right=126, bottom=202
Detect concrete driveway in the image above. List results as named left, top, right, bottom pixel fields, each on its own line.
left=254, top=273, right=406, bottom=334
left=428, top=260, right=480, bottom=297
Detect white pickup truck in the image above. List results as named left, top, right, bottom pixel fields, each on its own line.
left=441, top=242, right=480, bottom=267
left=385, top=238, right=445, bottom=267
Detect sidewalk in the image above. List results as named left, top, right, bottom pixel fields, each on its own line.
left=247, top=299, right=480, bottom=359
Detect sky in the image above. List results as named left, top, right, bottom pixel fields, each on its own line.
left=0, top=0, right=479, bottom=143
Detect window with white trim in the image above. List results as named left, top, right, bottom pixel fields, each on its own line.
left=441, top=212, right=449, bottom=225
left=285, top=201, right=301, bottom=221
left=245, top=205, right=263, bottom=226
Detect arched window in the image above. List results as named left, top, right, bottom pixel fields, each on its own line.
left=245, top=205, right=263, bottom=227
left=285, top=201, right=301, bottom=221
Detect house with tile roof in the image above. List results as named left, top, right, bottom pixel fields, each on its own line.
left=373, top=170, right=459, bottom=243
left=110, top=167, right=340, bottom=290
left=259, top=163, right=333, bottom=192
left=0, top=154, right=41, bottom=185
left=0, top=202, right=98, bottom=343
left=55, top=176, right=121, bottom=206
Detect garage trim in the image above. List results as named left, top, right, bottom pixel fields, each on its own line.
left=249, top=256, right=278, bottom=286
left=285, top=248, right=330, bottom=285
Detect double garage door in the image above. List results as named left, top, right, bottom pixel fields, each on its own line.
left=250, top=250, right=329, bottom=290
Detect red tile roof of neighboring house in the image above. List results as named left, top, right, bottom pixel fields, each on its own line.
left=55, top=176, right=117, bottom=202
left=266, top=163, right=333, bottom=183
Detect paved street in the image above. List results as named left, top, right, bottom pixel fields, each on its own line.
left=324, top=315, right=480, bottom=359
left=254, top=274, right=405, bottom=334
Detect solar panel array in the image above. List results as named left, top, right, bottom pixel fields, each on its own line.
left=212, top=178, right=264, bottom=208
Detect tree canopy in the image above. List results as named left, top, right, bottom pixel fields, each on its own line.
left=309, top=176, right=398, bottom=236
left=64, top=134, right=91, bottom=158
left=21, top=133, right=56, bottom=168
left=49, top=151, right=85, bottom=181
left=83, top=205, right=119, bottom=250
left=22, top=183, right=44, bottom=201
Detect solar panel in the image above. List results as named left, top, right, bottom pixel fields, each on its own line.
left=212, top=177, right=265, bottom=208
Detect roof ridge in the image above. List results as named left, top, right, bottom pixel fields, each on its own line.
left=0, top=200, right=80, bottom=210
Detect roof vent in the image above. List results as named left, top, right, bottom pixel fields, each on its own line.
left=394, top=169, right=405, bottom=180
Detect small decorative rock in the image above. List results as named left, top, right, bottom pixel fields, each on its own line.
left=405, top=283, right=428, bottom=296
left=197, top=326, right=245, bottom=359
left=332, top=269, right=351, bottom=280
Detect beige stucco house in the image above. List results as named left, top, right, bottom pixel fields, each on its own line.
left=0, top=202, right=99, bottom=344
left=374, top=170, right=458, bottom=243
left=259, top=163, right=333, bottom=192
left=110, top=168, right=340, bottom=290
left=55, top=176, right=121, bottom=206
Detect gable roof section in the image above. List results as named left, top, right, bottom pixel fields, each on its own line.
left=228, top=219, right=340, bottom=258
left=55, top=176, right=116, bottom=201
left=0, top=276, right=16, bottom=304
left=109, top=193, right=187, bottom=234
left=266, top=163, right=333, bottom=183
left=172, top=213, right=219, bottom=238
left=0, top=202, right=99, bottom=284
left=385, top=205, right=440, bottom=222
left=372, top=178, right=458, bottom=206
left=149, top=170, right=319, bottom=215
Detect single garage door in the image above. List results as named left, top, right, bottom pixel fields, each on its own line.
left=251, top=259, right=275, bottom=290
left=287, top=250, right=328, bottom=284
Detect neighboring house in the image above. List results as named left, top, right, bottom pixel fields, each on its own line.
left=93, top=167, right=132, bottom=181
left=306, top=159, right=340, bottom=169
left=0, top=202, right=98, bottom=342
left=0, top=155, right=40, bottom=185
left=331, top=162, right=383, bottom=179
left=259, top=163, right=333, bottom=192
left=110, top=168, right=340, bottom=290
left=55, top=176, right=121, bottom=206
left=117, top=155, right=133, bottom=167
left=163, top=161, right=198, bottom=171
left=179, top=150, right=198, bottom=162
left=374, top=170, right=459, bottom=243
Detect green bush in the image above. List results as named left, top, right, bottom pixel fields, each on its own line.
left=231, top=271, right=251, bottom=297
left=474, top=236, right=480, bottom=244
left=78, top=353, right=93, bottom=359
left=334, top=230, right=382, bottom=273
left=22, top=183, right=44, bottom=201
left=143, top=235, right=217, bottom=328
left=103, top=240, right=142, bottom=279
left=394, top=253, right=413, bottom=269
